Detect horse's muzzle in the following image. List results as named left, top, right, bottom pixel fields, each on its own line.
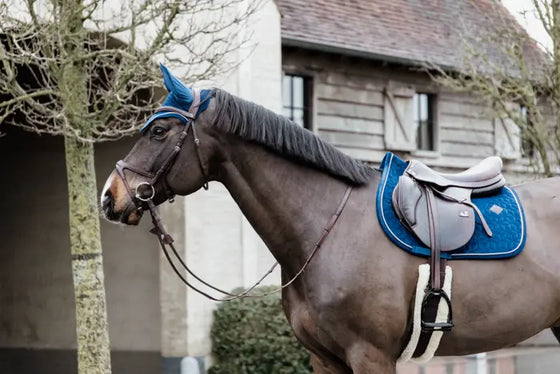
left=101, top=189, right=143, bottom=225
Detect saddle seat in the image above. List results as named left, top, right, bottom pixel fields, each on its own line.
left=406, top=156, right=505, bottom=195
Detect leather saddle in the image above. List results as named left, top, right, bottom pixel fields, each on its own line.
left=391, top=156, right=505, bottom=332
left=392, top=157, right=505, bottom=252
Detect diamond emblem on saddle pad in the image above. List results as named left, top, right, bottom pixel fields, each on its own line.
left=490, top=205, right=504, bottom=214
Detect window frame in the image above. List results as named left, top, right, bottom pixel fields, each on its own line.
left=413, top=92, right=437, bottom=152
left=282, top=72, right=315, bottom=131
left=412, top=90, right=439, bottom=158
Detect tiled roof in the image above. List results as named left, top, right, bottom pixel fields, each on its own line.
left=277, top=0, right=544, bottom=71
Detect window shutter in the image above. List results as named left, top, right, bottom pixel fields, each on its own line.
left=384, top=83, right=416, bottom=151
left=494, top=105, right=521, bottom=160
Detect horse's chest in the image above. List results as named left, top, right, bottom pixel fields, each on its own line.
left=283, top=292, right=328, bottom=349
left=284, top=297, right=314, bottom=338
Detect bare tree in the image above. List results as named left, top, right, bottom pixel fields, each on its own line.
left=0, top=0, right=261, bottom=373
left=429, top=0, right=556, bottom=176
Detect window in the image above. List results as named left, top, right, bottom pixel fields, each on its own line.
left=383, top=83, right=438, bottom=153
left=282, top=74, right=312, bottom=129
left=413, top=93, right=436, bottom=151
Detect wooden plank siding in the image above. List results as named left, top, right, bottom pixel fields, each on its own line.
left=438, top=98, right=495, bottom=159
left=318, top=130, right=385, bottom=149
left=315, top=79, right=385, bottom=158
left=282, top=48, right=533, bottom=172
left=317, top=115, right=384, bottom=135
left=316, top=100, right=383, bottom=121
left=316, top=83, right=384, bottom=106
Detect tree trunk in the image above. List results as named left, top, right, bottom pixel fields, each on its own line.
left=57, top=0, right=112, bottom=370
left=65, top=136, right=112, bottom=374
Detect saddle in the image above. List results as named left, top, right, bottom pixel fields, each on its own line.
left=392, top=156, right=505, bottom=331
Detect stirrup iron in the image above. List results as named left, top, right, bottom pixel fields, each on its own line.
left=421, top=288, right=453, bottom=333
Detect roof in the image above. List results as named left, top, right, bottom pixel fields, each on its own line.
left=277, top=0, right=544, bottom=71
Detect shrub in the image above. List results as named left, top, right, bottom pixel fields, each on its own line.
left=208, top=286, right=312, bottom=374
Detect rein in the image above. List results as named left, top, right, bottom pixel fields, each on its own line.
left=115, top=89, right=354, bottom=301
left=151, top=184, right=352, bottom=301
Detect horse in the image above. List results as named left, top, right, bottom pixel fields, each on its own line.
left=101, top=80, right=560, bottom=373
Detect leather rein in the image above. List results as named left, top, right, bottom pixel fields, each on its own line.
left=115, top=89, right=353, bottom=301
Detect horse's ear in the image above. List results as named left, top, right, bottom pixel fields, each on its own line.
left=160, top=64, right=193, bottom=102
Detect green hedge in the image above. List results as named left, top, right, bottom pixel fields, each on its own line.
left=208, top=286, right=312, bottom=374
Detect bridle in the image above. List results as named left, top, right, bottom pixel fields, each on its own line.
left=114, top=88, right=354, bottom=301
left=116, top=89, right=209, bottom=209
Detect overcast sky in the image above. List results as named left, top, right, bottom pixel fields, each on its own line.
left=502, top=0, right=552, bottom=50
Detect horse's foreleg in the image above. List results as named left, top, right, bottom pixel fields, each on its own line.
left=552, top=327, right=560, bottom=343
left=346, top=344, right=396, bottom=374
left=310, top=354, right=352, bottom=374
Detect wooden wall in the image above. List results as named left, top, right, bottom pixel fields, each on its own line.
left=282, top=48, right=527, bottom=172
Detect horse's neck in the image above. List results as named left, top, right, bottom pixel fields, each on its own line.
left=218, top=140, right=349, bottom=268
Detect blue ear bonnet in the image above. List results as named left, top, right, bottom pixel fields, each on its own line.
left=140, top=64, right=213, bottom=132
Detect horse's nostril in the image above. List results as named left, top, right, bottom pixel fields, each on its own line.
left=102, top=190, right=113, bottom=212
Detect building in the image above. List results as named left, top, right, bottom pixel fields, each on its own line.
left=278, top=0, right=545, bottom=175
left=0, top=1, right=557, bottom=374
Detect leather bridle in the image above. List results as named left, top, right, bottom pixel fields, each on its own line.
left=115, top=89, right=209, bottom=211
left=113, top=89, right=354, bottom=301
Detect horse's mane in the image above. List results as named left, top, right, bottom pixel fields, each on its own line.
left=210, top=89, right=374, bottom=185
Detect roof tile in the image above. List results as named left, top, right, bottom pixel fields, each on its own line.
left=277, top=0, right=544, bottom=71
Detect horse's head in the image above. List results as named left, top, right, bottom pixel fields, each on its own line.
left=101, top=65, right=217, bottom=225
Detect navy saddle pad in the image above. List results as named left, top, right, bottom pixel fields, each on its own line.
left=376, top=152, right=527, bottom=259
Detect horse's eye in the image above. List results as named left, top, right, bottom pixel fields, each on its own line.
left=151, top=126, right=167, bottom=138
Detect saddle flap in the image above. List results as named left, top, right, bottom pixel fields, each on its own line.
left=393, top=175, right=422, bottom=227
left=393, top=176, right=475, bottom=251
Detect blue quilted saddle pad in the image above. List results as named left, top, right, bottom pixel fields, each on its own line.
left=376, top=152, right=527, bottom=259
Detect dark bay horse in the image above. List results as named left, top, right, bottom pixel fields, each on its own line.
left=101, top=88, right=560, bottom=373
